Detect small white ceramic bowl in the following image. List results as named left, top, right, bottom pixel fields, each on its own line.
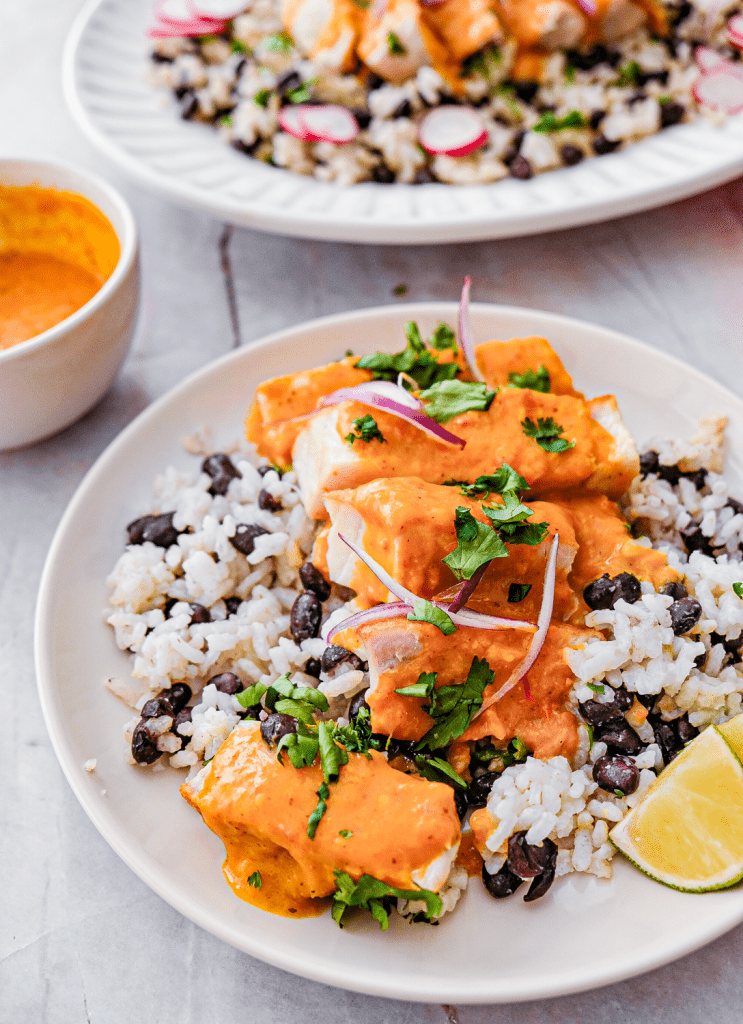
left=0, top=157, right=140, bottom=450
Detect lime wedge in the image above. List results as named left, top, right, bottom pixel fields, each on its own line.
left=719, top=714, right=743, bottom=759
left=610, top=725, right=743, bottom=892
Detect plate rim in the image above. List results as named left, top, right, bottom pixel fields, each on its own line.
left=62, top=0, right=743, bottom=245
left=35, top=300, right=743, bottom=1003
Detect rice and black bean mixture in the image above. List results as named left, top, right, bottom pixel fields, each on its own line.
left=105, top=409, right=743, bottom=919
left=149, top=0, right=743, bottom=185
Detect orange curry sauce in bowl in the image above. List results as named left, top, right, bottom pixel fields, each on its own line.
left=0, top=183, right=121, bottom=351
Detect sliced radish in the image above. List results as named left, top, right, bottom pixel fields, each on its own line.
left=278, top=105, right=312, bottom=140
left=695, top=45, right=728, bottom=72
left=148, top=21, right=225, bottom=36
left=190, top=0, right=247, bottom=17
left=298, top=105, right=359, bottom=144
left=418, top=107, right=488, bottom=157
left=728, top=15, right=743, bottom=50
left=693, top=67, right=743, bottom=114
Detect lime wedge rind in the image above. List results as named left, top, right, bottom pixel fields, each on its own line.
left=609, top=724, right=743, bottom=894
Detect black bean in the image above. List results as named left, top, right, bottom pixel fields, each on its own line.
left=648, top=713, right=696, bottom=764
left=661, top=581, right=688, bottom=601
left=290, top=592, right=322, bottom=641
left=676, top=717, right=698, bottom=745
left=127, top=511, right=180, bottom=548
left=438, top=94, right=460, bottom=105
left=578, top=696, right=624, bottom=727
left=596, top=721, right=643, bottom=755
left=224, top=596, right=242, bottom=616
left=512, top=79, right=539, bottom=103
left=141, top=696, right=174, bottom=719
left=131, top=722, right=162, bottom=764
left=380, top=737, right=418, bottom=759
left=351, top=106, right=372, bottom=128
left=635, top=691, right=657, bottom=711
left=560, top=144, right=584, bottom=166
left=524, top=854, right=557, bottom=902
left=348, top=689, right=370, bottom=721
left=509, top=155, right=532, bottom=179
left=467, top=771, right=499, bottom=810
left=163, top=682, right=191, bottom=714
left=392, top=99, right=412, bottom=118
left=455, top=788, right=469, bottom=821
left=567, top=43, right=615, bottom=70
left=174, top=84, right=191, bottom=100
left=592, top=754, right=640, bottom=794
left=209, top=672, right=242, bottom=694
left=366, top=73, right=385, bottom=90
left=670, top=0, right=692, bottom=24
left=230, top=523, right=269, bottom=555
left=276, top=69, right=302, bottom=96
left=726, top=497, right=743, bottom=516
left=179, top=91, right=199, bottom=120
left=589, top=109, right=605, bottom=130
left=482, top=861, right=522, bottom=899
left=240, top=704, right=262, bottom=721
left=299, top=562, right=332, bottom=601
left=659, top=100, right=684, bottom=128
left=412, top=167, right=438, bottom=184
left=627, top=88, right=647, bottom=107
left=612, top=687, right=634, bottom=713
left=231, top=138, right=260, bottom=156
left=258, top=488, right=283, bottom=512
left=372, top=163, right=396, bottom=183
left=507, top=831, right=554, bottom=878
left=173, top=707, right=192, bottom=731
left=683, top=468, right=707, bottom=491
left=639, top=450, right=660, bottom=477
left=593, top=134, right=621, bottom=156
left=583, top=572, right=641, bottom=610
left=712, top=631, right=743, bottom=660
left=680, top=522, right=714, bottom=557
left=188, top=603, right=211, bottom=624
left=202, top=453, right=242, bottom=496
left=304, top=657, right=322, bottom=679
left=612, top=571, right=643, bottom=605
left=260, top=713, right=298, bottom=747
left=321, top=644, right=364, bottom=674
left=694, top=650, right=707, bottom=669
left=669, top=597, right=702, bottom=636
left=151, top=52, right=174, bottom=63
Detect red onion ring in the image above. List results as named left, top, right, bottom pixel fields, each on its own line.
left=458, top=277, right=485, bottom=384
left=574, top=0, right=597, bottom=15
left=320, top=383, right=466, bottom=448
left=326, top=601, right=411, bottom=642
left=473, top=533, right=559, bottom=715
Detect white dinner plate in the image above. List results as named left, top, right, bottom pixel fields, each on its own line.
left=63, top=0, right=743, bottom=244
left=36, top=303, right=743, bottom=1003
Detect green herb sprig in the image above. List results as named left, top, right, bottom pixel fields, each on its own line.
left=345, top=414, right=387, bottom=446
left=521, top=416, right=575, bottom=453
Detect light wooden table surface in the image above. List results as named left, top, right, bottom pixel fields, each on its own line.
left=3, top=2, right=743, bottom=1021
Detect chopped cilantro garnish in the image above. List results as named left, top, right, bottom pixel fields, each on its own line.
left=407, top=598, right=457, bottom=635
left=331, top=870, right=442, bottom=930
left=429, top=322, right=457, bottom=351
left=658, top=94, right=671, bottom=105
left=393, top=283, right=408, bottom=296
left=419, top=380, right=496, bottom=423
left=508, top=583, right=532, bottom=603
left=265, top=30, right=293, bottom=53
left=318, top=719, right=349, bottom=782
left=508, top=365, right=550, bottom=393
left=587, top=682, right=606, bottom=695
left=444, top=462, right=530, bottom=499
left=339, top=829, right=353, bottom=838
left=442, top=506, right=509, bottom=581
left=265, top=672, right=329, bottom=723
left=586, top=723, right=594, bottom=751
left=387, top=31, right=406, bottom=55
left=218, top=113, right=234, bottom=127
left=409, top=657, right=495, bottom=752
left=482, top=491, right=549, bottom=546
left=286, top=78, right=316, bottom=104
left=395, top=671, right=437, bottom=699
left=197, top=34, right=220, bottom=44
left=413, top=753, right=467, bottom=789
left=521, top=416, right=575, bottom=453
left=565, top=64, right=576, bottom=82
left=617, top=60, right=641, bottom=86
left=307, top=781, right=330, bottom=839
left=350, top=0, right=370, bottom=8
left=253, top=88, right=272, bottom=107
left=247, top=871, right=262, bottom=888
left=231, top=38, right=250, bottom=54
left=344, top=414, right=386, bottom=446
left=276, top=720, right=320, bottom=769
left=614, top=789, right=625, bottom=798
left=532, top=109, right=586, bottom=133
left=460, top=43, right=501, bottom=80
left=734, top=582, right=743, bottom=598
left=356, top=321, right=459, bottom=390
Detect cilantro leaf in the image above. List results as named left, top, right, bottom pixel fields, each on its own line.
left=508, top=365, right=551, bottom=393
left=444, top=462, right=530, bottom=499
left=318, top=720, right=349, bottom=784
left=265, top=30, right=293, bottom=53
left=247, top=871, right=262, bottom=888
left=532, top=109, right=585, bottom=133
left=407, top=598, right=457, bottom=635
left=394, top=671, right=437, bottom=698
left=333, top=705, right=373, bottom=756
left=586, top=683, right=605, bottom=695
left=276, top=721, right=320, bottom=769
left=414, top=754, right=467, bottom=789
left=331, top=870, right=442, bottom=930
left=344, top=414, right=386, bottom=446
left=734, top=582, right=743, bottom=598
left=419, top=380, right=496, bottom=423
left=429, top=322, right=457, bottom=351
left=387, top=31, right=406, bottom=55
left=237, top=681, right=268, bottom=709
left=286, top=78, right=316, bottom=104
left=356, top=321, right=459, bottom=390
left=442, top=506, right=508, bottom=580
left=231, top=38, right=250, bottom=54
left=616, top=60, right=641, bottom=86
left=339, top=829, right=353, bottom=838
left=253, top=88, right=272, bottom=107
left=307, top=781, right=329, bottom=839
left=417, top=656, right=495, bottom=752
left=508, top=582, right=532, bottom=603
left=521, top=416, right=575, bottom=453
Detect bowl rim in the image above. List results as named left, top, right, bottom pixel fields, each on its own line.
left=0, top=155, right=139, bottom=362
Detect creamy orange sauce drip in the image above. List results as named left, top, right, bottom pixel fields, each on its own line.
left=0, top=184, right=120, bottom=350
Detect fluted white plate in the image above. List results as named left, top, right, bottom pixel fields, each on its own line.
left=64, top=0, right=743, bottom=243
left=36, top=303, right=743, bottom=1002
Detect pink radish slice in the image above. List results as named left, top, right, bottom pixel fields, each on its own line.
left=693, top=68, right=743, bottom=114
left=297, top=105, right=359, bottom=144
left=418, top=107, right=488, bottom=157
left=727, top=15, right=743, bottom=49
left=148, top=21, right=225, bottom=36
left=278, top=105, right=312, bottom=140
left=189, top=0, right=247, bottom=17
left=458, top=276, right=485, bottom=383
left=695, top=45, right=727, bottom=72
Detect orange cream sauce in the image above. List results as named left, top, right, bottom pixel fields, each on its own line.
left=182, top=723, right=460, bottom=917
left=0, top=184, right=120, bottom=351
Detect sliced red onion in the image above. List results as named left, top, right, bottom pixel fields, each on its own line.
left=473, top=533, right=559, bottom=715
left=327, top=601, right=411, bottom=642
left=458, top=277, right=485, bottom=384
left=573, top=0, right=597, bottom=15
left=418, top=107, right=488, bottom=157
left=336, top=533, right=535, bottom=631
left=396, top=371, right=423, bottom=398
left=148, top=19, right=225, bottom=35
left=447, top=559, right=490, bottom=614
left=320, top=383, right=466, bottom=448
left=298, top=105, right=360, bottom=144
left=729, top=14, right=743, bottom=48
left=279, top=105, right=312, bottom=140
left=693, top=67, right=743, bottom=114
left=694, top=45, right=736, bottom=73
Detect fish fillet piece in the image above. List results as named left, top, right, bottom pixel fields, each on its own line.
left=181, top=721, right=460, bottom=917
left=475, top=336, right=583, bottom=397
left=422, top=0, right=503, bottom=62
left=339, top=617, right=599, bottom=760
left=281, top=0, right=361, bottom=71
left=294, top=386, right=639, bottom=519
left=316, top=476, right=578, bottom=620
left=357, top=0, right=458, bottom=84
